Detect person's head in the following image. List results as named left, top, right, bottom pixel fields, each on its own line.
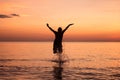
left=58, top=27, right=62, bottom=32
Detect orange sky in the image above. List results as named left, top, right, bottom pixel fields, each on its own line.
left=0, top=0, right=120, bottom=41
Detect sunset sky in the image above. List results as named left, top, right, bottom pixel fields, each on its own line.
left=0, top=0, right=120, bottom=41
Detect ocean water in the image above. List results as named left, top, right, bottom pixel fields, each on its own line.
left=0, top=42, right=120, bottom=80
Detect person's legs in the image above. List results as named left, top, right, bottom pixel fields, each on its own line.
left=58, top=46, right=62, bottom=53
left=54, top=46, right=62, bottom=53
left=53, top=42, right=62, bottom=54
left=59, top=48, right=63, bottom=53
left=53, top=44, right=57, bottom=53
left=53, top=47, right=57, bottom=53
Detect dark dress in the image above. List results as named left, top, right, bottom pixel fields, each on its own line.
left=53, top=31, right=63, bottom=53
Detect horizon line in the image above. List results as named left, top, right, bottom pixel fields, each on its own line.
left=0, top=40, right=120, bottom=42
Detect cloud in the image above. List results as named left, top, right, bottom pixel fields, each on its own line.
left=11, top=14, right=20, bottom=17
left=0, top=13, right=20, bottom=18
left=0, top=14, right=11, bottom=18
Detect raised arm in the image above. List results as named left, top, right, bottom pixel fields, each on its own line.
left=63, top=23, right=74, bottom=33
left=46, top=23, right=56, bottom=33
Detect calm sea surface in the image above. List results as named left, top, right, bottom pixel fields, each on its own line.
left=0, top=42, right=120, bottom=80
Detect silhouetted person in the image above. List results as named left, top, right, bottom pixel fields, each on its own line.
left=46, top=23, right=74, bottom=54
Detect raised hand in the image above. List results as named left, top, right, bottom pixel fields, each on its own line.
left=46, top=23, right=49, bottom=27
left=46, top=23, right=56, bottom=33
left=63, top=23, right=74, bottom=33
left=68, top=23, right=74, bottom=26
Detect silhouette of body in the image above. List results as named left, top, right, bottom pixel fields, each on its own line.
left=46, top=23, right=73, bottom=54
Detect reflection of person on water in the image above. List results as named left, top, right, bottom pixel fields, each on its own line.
left=46, top=23, right=74, bottom=54
left=53, top=66, right=63, bottom=80
left=53, top=56, right=64, bottom=80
